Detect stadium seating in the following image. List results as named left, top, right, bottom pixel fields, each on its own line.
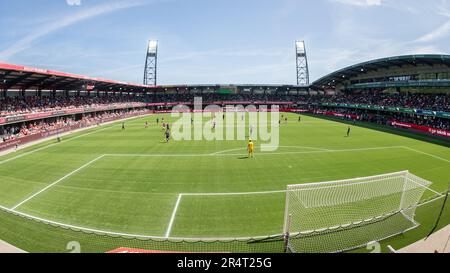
left=1, top=92, right=449, bottom=143
left=0, top=96, right=146, bottom=117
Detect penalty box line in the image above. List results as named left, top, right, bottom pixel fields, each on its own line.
left=164, top=190, right=288, bottom=238
left=10, top=155, right=106, bottom=211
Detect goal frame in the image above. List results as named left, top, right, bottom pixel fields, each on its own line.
left=283, top=170, right=436, bottom=253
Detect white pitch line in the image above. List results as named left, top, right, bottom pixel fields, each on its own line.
left=263, top=145, right=332, bottom=152
left=0, top=143, right=59, bottom=166
left=401, top=146, right=450, bottom=164
left=0, top=202, right=283, bottom=241
left=165, top=194, right=183, bottom=238
left=106, top=146, right=404, bottom=158
left=11, top=155, right=106, bottom=211
left=0, top=125, right=112, bottom=166
left=210, top=148, right=246, bottom=155
left=0, top=114, right=154, bottom=166
left=183, top=190, right=287, bottom=196
left=210, top=145, right=330, bottom=155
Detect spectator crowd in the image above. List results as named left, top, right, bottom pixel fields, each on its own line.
left=297, top=92, right=449, bottom=112
left=1, top=109, right=148, bottom=143
left=0, top=95, right=146, bottom=117
left=310, top=107, right=450, bottom=131
left=1, top=92, right=449, bottom=144
left=146, top=92, right=449, bottom=112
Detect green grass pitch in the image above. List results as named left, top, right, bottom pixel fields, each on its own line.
left=0, top=113, right=449, bottom=253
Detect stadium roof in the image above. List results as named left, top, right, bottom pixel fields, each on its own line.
left=0, top=63, right=157, bottom=92
left=312, top=54, right=450, bottom=90
left=3, top=54, right=450, bottom=93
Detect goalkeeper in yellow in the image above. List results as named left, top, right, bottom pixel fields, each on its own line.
left=247, top=139, right=255, bottom=158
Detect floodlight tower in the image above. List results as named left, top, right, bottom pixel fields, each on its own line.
left=144, top=40, right=158, bottom=86
left=295, top=41, right=310, bottom=86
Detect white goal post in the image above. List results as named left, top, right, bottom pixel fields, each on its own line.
left=284, top=171, right=435, bottom=253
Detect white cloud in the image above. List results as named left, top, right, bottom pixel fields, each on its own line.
left=331, top=0, right=383, bottom=7
left=411, top=1, right=450, bottom=42
left=416, top=20, right=450, bottom=43
left=0, top=0, right=147, bottom=61
left=66, top=0, right=82, bottom=6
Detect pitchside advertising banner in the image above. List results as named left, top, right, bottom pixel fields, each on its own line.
left=147, top=102, right=295, bottom=107
left=318, top=103, right=450, bottom=118
left=0, top=123, right=83, bottom=152
left=312, top=110, right=360, bottom=120
left=307, top=109, right=450, bottom=138
left=391, top=121, right=450, bottom=138
left=1, top=107, right=448, bottom=152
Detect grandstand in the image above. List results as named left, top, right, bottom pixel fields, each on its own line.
left=0, top=53, right=449, bottom=254
left=1, top=55, right=449, bottom=148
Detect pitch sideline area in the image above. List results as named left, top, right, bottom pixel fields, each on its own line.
left=396, top=224, right=450, bottom=253
left=3, top=146, right=446, bottom=237
left=0, top=113, right=448, bottom=252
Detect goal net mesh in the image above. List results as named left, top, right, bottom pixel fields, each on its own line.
left=284, top=171, right=432, bottom=253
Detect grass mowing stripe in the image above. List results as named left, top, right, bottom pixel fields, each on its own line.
left=11, top=155, right=105, bottom=210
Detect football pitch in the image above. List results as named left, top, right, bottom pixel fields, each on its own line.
left=0, top=113, right=449, bottom=253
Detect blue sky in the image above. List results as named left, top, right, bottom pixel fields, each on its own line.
left=0, top=0, right=449, bottom=85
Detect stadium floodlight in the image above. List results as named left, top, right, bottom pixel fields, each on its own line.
left=148, top=40, right=158, bottom=54
left=295, top=40, right=309, bottom=86
left=284, top=171, right=434, bottom=253
left=295, top=41, right=305, bottom=54
left=144, top=40, right=158, bottom=86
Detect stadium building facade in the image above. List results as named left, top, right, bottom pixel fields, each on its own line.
left=1, top=54, right=449, bottom=150
left=312, top=54, right=450, bottom=93
left=0, top=54, right=449, bottom=254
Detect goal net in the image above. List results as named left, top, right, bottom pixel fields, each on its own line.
left=284, top=171, right=433, bottom=253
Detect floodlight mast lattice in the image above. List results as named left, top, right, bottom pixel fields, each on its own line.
left=295, top=41, right=310, bottom=86
left=144, top=40, right=158, bottom=86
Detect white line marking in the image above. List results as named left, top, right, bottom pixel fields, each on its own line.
left=401, top=146, right=450, bottom=163
left=0, top=202, right=281, bottom=241
left=106, top=146, right=405, bottom=158
left=0, top=126, right=110, bottom=166
left=11, top=155, right=105, bottom=210
left=0, top=189, right=445, bottom=241
left=210, top=145, right=330, bottom=155
left=165, top=194, right=183, bottom=238
left=183, top=190, right=287, bottom=196
left=210, top=148, right=246, bottom=155
left=0, top=114, right=153, bottom=166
